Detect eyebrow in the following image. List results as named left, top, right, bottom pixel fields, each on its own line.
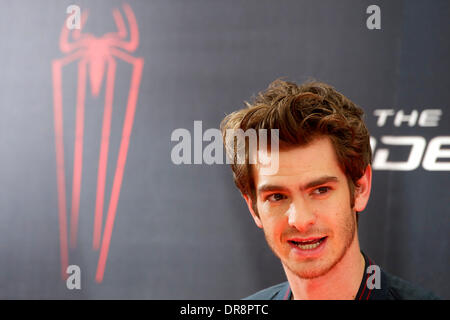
left=257, top=176, right=339, bottom=194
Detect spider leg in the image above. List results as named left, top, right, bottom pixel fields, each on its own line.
left=96, top=50, right=143, bottom=283
left=107, top=4, right=139, bottom=52
left=52, top=50, right=85, bottom=280
left=70, top=59, right=87, bottom=249
left=93, top=57, right=117, bottom=251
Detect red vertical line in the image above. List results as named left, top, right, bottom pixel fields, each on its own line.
left=358, top=276, right=367, bottom=300
left=93, top=58, right=117, bottom=250
left=366, top=259, right=374, bottom=300
left=283, top=285, right=291, bottom=300
left=358, top=259, right=371, bottom=300
left=70, top=60, right=87, bottom=249
left=52, top=61, right=69, bottom=280
left=51, top=51, right=84, bottom=280
left=95, top=56, right=143, bottom=283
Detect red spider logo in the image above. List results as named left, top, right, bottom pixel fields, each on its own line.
left=52, top=3, right=144, bottom=283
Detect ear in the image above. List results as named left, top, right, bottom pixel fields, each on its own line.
left=353, top=164, right=372, bottom=213
left=242, top=194, right=263, bottom=229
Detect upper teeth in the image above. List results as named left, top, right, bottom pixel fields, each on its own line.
left=295, top=239, right=323, bottom=250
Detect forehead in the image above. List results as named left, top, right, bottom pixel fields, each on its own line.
left=253, top=136, right=345, bottom=186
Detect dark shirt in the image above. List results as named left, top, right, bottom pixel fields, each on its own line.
left=244, top=253, right=439, bottom=300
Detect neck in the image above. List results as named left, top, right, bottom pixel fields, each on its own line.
left=283, top=233, right=365, bottom=300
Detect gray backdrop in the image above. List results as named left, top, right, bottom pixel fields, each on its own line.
left=0, top=0, right=448, bottom=299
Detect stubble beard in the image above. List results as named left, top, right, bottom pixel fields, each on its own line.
left=264, top=211, right=357, bottom=280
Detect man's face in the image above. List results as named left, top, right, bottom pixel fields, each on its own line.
left=247, top=136, right=365, bottom=279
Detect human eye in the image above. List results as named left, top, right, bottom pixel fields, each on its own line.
left=266, top=193, right=287, bottom=202
left=311, top=186, right=331, bottom=196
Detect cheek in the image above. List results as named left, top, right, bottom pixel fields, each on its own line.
left=258, top=198, right=288, bottom=218
left=258, top=201, right=289, bottom=238
left=323, top=198, right=355, bottom=239
left=311, top=190, right=353, bottom=230
left=320, top=187, right=352, bottom=213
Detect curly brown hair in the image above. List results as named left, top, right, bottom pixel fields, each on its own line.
left=221, top=79, right=372, bottom=214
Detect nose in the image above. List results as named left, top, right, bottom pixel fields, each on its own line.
left=287, top=197, right=316, bottom=232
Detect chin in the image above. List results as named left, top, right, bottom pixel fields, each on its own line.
left=286, top=239, right=354, bottom=280
left=288, top=260, right=335, bottom=279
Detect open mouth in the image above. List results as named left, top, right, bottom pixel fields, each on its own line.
left=288, top=237, right=327, bottom=250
